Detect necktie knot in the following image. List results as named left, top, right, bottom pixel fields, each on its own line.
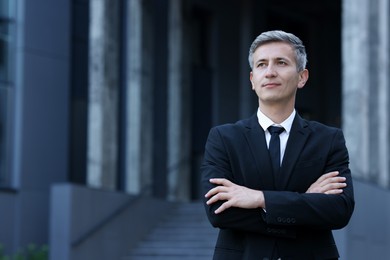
left=268, top=126, right=284, bottom=136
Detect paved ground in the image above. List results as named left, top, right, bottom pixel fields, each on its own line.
left=123, top=201, right=218, bottom=260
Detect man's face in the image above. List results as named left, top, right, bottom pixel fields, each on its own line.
left=250, top=42, right=308, bottom=107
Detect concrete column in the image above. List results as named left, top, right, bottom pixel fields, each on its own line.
left=239, top=0, right=255, bottom=118
left=87, top=0, right=120, bottom=190
left=342, top=0, right=370, bottom=181
left=342, top=0, right=389, bottom=187
left=126, top=0, right=154, bottom=194
left=167, top=0, right=191, bottom=201
left=377, top=0, right=389, bottom=187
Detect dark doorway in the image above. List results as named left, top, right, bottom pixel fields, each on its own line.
left=189, top=0, right=342, bottom=200
left=257, top=0, right=342, bottom=127
left=190, top=6, right=214, bottom=200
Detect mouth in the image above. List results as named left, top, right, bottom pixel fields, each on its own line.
left=262, top=82, right=280, bottom=88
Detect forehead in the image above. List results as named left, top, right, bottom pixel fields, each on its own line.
left=253, top=41, right=295, bottom=61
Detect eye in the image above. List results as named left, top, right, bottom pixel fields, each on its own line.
left=257, top=62, right=266, bottom=68
left=278, top=60, right=287, bottom=65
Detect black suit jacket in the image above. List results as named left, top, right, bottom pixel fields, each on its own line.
left=201, top=113, right=355, bottom=260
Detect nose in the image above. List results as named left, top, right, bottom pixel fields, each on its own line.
left=265, top=64, right=277, bottom=78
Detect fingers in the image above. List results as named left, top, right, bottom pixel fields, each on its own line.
left=320, top=176, right=346, bottom=187
left=204, top=178, right=232, bottom=198
left=322, top=181, right=347, bottom=193
left=206, top=189, right=230, bottom=205
left=315, top=171, right=345, bottom=188
left=307, top=171, right=347, bottom=194
left=209, top=178, right=233, bottom=186
left=315, top=171, right=339, bottom=183
left=324, top=188, right=344, bottom=195
left=205, top=185, right=228, bottom=199
left=204, top=178, right=233, bottom=212
left=214, top=201, right=233, bottom=214
left=205, top=179, right=235, bottom=214
left=205, top=179, right=263, bottom=214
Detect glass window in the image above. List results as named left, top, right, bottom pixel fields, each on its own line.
left=0, top=0, right=10, bottom=18
left=0, top=88, right=8, bottom=186
left=0, top=0, right=13, bottom=187
left=0, top=33, right=10, bottom=82
left=0, top=0, right=11, bottom=83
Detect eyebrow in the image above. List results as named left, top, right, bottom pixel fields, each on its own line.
left=255, top=57, right=291, bottom=64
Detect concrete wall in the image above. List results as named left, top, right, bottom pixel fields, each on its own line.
left=47, top=180, right=390, bottom=260
left=49, top=184, right=175, bottom=260
left=0, top=0, right=71, bottom=253
left=0, top=191, right=17, bottom=252
left=334, top=179, right=390, bottom=259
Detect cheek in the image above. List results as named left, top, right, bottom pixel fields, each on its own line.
left=286, top=77, right=300, bottom=89
left=250, top=77, right=258, bottom=90
left=252, top=81, right=258, bottom=90
left=251, top=73, right=263, bottom=84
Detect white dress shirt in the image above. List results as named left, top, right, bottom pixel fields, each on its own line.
left=257, top=108, right=296, bottom=165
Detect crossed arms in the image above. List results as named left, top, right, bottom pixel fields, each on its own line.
left=205, top=171, right=346, bottom=214
left=201, top=126, right=355, bottom=234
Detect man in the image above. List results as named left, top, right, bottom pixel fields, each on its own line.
left=201, top=30, right=354, bottom=260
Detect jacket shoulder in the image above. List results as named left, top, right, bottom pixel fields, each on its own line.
left=302, top=118, right=342, bottom=134
left=211, top=117, right=252, bottom=135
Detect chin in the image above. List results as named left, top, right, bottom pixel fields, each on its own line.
left=260, top=95, right=279, bottom=102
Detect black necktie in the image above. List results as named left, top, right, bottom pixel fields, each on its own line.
left=268, top=126, right=285, bottom=174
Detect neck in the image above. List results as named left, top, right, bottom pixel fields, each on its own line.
left=259, top=103, right=295, bottom=124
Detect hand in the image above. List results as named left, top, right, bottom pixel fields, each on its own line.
left=205, top=178, right=265, bottom=214
left=306, top=171, right=346, bottom=194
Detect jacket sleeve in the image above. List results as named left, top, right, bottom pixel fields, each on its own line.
left=263, top=129, right=355, bottom=230
left=201, top=126, right=296, bottom=238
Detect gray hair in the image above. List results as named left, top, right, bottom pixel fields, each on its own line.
left=248, top=30, right=307, bottom=72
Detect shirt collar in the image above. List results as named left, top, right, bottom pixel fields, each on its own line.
left=257, top=108, right=296, bottom=134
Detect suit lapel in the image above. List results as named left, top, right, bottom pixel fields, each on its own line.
left=242, top=114, right=275, bottom=190
left=278, top=114, right=311, bottom=190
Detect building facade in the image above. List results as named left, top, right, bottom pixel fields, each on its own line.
left=0, top=0, right=389, bottom=259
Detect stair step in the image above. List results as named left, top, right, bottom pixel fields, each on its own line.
left=123, top=202, right=218, bottom=259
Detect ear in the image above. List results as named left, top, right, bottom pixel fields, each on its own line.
left=250, top=71, right=255, bottom=90
left=297, top=69, right=309, bottom=89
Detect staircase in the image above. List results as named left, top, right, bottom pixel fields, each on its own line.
left=123, top=201, right=218, bottom=260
